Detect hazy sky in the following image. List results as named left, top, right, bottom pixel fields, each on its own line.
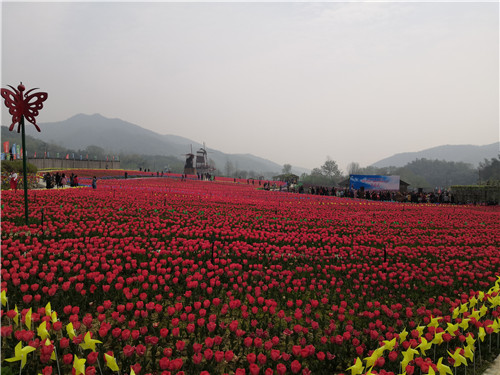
left=1, top=1, right=499, bottom=171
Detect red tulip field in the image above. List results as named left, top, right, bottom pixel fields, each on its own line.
left=1, top=175, right=499, bottom=375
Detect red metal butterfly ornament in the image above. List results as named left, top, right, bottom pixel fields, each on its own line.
left=1, top=82, right=48, bottom=132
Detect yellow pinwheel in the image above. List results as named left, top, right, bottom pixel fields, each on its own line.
left=5, top=341, right=36, bottom=369
left=399, top=328, right=409, bottom=343
left=459, top=303, right=468, bottom=314
left=478, top=327, right=486, bottom=342
left=51, top=311, right=58, bottom=324
left=66, top=322, right=76, bottom=340
left=452, top=306, right=460, bottom=319
left=436, top=357, right=453, bottom=375
left=1, top=289, right=7, bottom=307
left=13, top=305, right=19, bottom=326
left=43, top=338, right=57, bottom=360
left=487, top=320, right=500, bottom=334
left=478, top=291, right=485, bottom=302
left=382, top=337, right=397, bottom=351
left=431, top=331, right=445, bottom=345
left=73, top=354, right=86, bottom=375
left=428, top=316, right=442, bottom=328
left=488, top=295, right=500, bottom=308
left=458, top=318, right=470, bottom=331
left=364, top=347, right=384, bottom=367
left=468, top=309, right=480, bottom=321
left=37, top=321, right=50, bottom=340
left=465, top=334, right=476, bottom=348
left=104, top=353, right=120, bottom=372
left=80, top=331, right=102, bottom=352
left=401, top=347, right=419, bottom=371
left=417, top=337, right=432, bottom=356
left=447, top=348, right=467, bottom=367
left=25, top=308, right=32, bottom=330
left=45, top=302, right=52, bottom=317
left=446, top=322, right=459, bottom=336
left=464, top=345, right=474, bottom=362
left=479, top=304, right=488, bottom=318
left=130, top=367, right=136, bottom=375
left=428, top=366, right=436, bottom=375
left=346, top=357, right=365, bottom=375
left=416, top=325, right=426, bottom=337
left=469, top=296, right=477, bottom=308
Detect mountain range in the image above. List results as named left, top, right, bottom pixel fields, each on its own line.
left=17, top=113, right=499, bottom=173
left=24, top=113, right=308, bottom=175
left=371, top=142, right=499, bottom=168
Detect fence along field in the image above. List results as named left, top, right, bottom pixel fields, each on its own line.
left=1, top=176, right=499, bottom=375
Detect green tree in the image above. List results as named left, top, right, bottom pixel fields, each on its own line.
left=479, top=155, right=500, bottom=183
left=282, top=164, right=292, bottom=174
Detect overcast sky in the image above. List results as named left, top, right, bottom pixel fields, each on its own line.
left=1, top=1, right=498, bottom=171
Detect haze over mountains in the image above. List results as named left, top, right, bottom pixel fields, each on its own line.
left=372, top=143, right=499, bottom=168
left=25, top=114, right=308, bottom=175
left=23, top=113, right=498, bottom=174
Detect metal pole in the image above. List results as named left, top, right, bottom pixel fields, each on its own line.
left=21, top=115, right=29, bottom=226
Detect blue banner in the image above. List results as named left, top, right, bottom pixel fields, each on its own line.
left=350, top=175, right=400, bottom=191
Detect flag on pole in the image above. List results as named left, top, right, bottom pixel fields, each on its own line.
left=3, top=141, right=9, bottom=154
left=16, top=144, right=21, bottom=159
left=80, top=154, right=82, bottom=160
left=34, top=152, right=37, bottom=158
left=12, top=144, right=17, bottom=160
left=65, top=154, right=69, bottom=160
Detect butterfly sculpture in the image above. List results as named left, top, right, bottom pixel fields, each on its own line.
left=1, top=83, right=48, bottom=133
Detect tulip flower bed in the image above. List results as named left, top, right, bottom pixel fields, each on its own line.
left=1, top=176, right=499, bottom=375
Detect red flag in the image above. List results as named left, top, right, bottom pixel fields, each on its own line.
left=34, top=152, right=37, bottom=158
left=3, top=141, right=9, bottom=154
left=65, top=154, right=69, bottom=160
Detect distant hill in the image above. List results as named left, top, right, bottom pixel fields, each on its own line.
left=371, top=143, right=499, bottom=168
left=22, top=113, right=309, bottom=175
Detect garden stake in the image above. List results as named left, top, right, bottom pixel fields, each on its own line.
left=96, top=355, right=104, bottom=375
left=53, top=346, right=62, bottom=375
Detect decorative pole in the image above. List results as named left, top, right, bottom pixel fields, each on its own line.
left=1, top=82, right=48, bottom=226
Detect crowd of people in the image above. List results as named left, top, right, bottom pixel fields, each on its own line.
left=284, top=184, right=455, bottom=203
left=43, top=172, right=79, bottom=189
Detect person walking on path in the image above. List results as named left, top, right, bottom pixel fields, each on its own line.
left=92, top=176, right=97, bottom=189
